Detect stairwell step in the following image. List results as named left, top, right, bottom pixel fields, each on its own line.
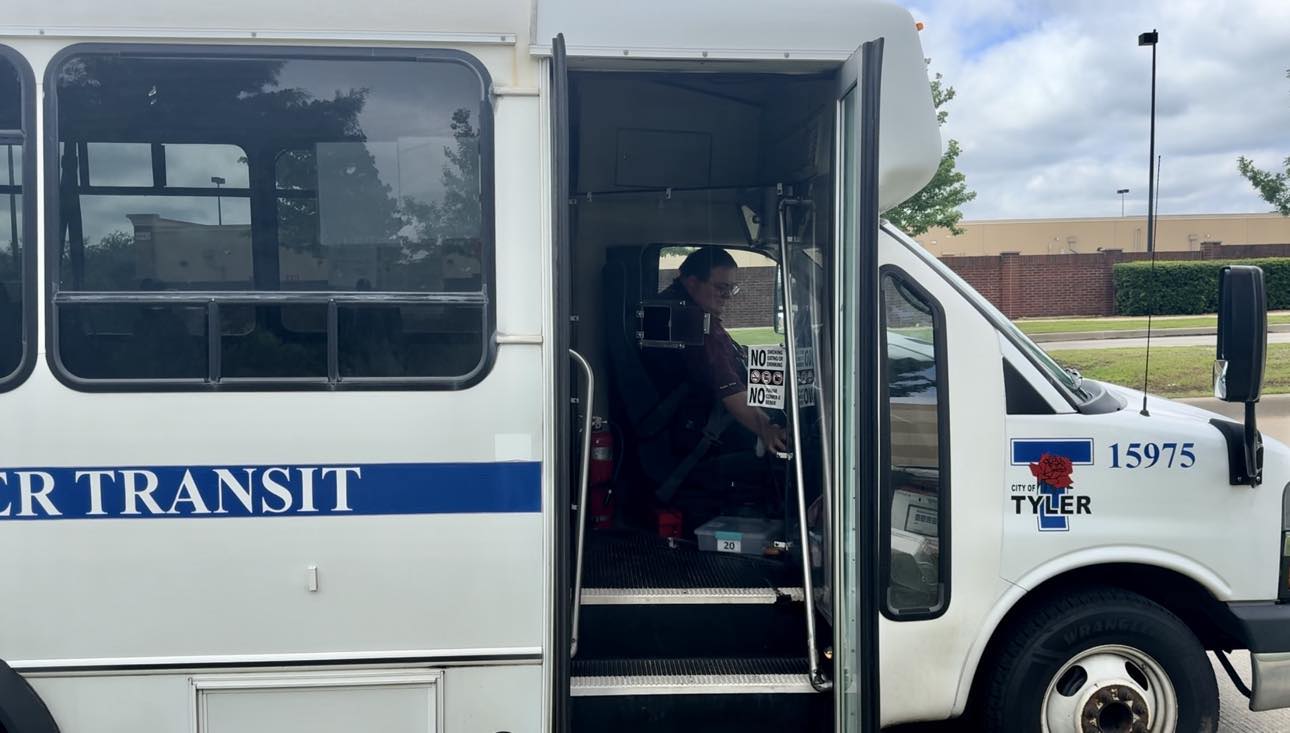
left=584, top=531, right=796, bottom=591
left=581, top=585, right=804, bottom=605
left=571, top=657, right=814, bottom=696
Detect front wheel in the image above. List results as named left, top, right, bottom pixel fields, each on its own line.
left=981, top=587, right=1219, bottom=733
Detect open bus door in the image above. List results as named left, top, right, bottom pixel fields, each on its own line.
left=829, top=37, right=885, bottom=733
left=548, top=30, right=889, bottom=733
left=549, top=32, right=574, bottom=733
left=777, top=36, right=886, bottom=733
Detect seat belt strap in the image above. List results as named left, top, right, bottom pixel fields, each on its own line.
left=638, top=382, right=690, bottom=438
left=655, top=402, right=734, bottom=504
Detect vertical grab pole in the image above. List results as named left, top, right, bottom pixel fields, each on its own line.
left=568, top=349, right=595, bottom=657
left=779, top=199, right=832, bottom=692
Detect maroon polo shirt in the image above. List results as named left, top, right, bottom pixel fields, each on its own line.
left=659, top=280, right=747, bottom=402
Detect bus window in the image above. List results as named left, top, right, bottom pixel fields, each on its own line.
left=882, top=271, right=949, bottom=618
left=0, top=49, right=30, bottom=385
left=49, top=49, right=493, bottom=387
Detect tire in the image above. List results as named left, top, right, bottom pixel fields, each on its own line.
left=981, top=586, right=1218, bottom=733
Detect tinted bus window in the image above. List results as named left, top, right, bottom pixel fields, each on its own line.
left=882, top=272, right=949, bottom=617
left=51, top=49, right=492, bottom=387
left=0, top=50, right=29, bottom=383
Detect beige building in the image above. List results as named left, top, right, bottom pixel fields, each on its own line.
left=918, top=212, right=1290, bottom=257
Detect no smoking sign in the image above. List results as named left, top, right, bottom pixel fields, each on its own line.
left=746, top=345, right=786, bottom=409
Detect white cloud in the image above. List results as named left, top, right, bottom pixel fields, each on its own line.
left=909, top=0, right=1290, bottom=220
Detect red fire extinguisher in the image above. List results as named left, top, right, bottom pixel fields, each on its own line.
left=588, top=417, right=615, bottom=529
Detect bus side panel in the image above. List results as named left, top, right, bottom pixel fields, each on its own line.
left=0, top=352, right=544, bottom=665
left=0, top=35, right=548, bottom=669
left=26, top=664, right=541, bottom=733
left=999, top=407, right=1281, bottom=601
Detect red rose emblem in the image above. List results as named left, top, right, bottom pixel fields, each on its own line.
left=1029, top=453, right=1074, bottom=489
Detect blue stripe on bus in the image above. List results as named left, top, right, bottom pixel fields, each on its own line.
left=0, top=461, right=541, bottom=520
left=1010, top=439, right=1094, bottom=465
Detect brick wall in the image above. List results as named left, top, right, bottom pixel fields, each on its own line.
left=663, top=242, right=1290, bottom=322
left=659, top=267, right=777, bottom=329
left=942, top=241, right=1290, bottom=318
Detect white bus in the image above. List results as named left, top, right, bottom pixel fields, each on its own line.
left=1, top=2, right=1288, bottom=732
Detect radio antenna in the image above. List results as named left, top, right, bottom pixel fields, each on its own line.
left=1138, top=28, right=1159, bottom=417
left=1140, top=155, right=1162, bottom=416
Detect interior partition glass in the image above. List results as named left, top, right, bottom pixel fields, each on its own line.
left=782, top=186, right=835, bottom=602
left=51, top=48, right=492, bottom=386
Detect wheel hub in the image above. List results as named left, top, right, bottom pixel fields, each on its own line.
left=1042, top=644, right=1176, bottom=733
left=1081, top=684, right=1150, bottom=733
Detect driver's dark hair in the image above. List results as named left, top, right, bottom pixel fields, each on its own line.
left=678, top=247, right=737, bottom=282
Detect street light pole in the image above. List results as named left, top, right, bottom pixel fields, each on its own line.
left=1138, top=29, right=1160, bottom=417
left=210, top=176, right=226, bottom=226
left=1139, top=31, right=1158, bottom=253
left=1117, top=188, right=1130, bottom=217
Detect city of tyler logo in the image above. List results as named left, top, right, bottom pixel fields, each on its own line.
left=1027, top=453, right=1082, bottom=531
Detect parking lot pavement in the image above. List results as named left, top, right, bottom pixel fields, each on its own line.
left=1212, top=651, right=1289, bottom=732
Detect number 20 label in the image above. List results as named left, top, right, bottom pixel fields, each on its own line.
left=1110, top=442, right=1196, bottom=469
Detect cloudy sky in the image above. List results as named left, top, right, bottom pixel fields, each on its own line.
left=906, top=0, right=1290, bottom=220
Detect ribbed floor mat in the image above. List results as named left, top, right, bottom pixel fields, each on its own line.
left=583, top=531, right=797, bottom=590
left=571, top=656, right=815, bottom=696
left=573, top=657, right=808, bottom=677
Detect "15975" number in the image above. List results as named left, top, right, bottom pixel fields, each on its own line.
left=1109, top=442, right=1196, bottom=469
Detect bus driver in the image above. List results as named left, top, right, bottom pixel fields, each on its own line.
left=657, top=247, right=788, bottom=457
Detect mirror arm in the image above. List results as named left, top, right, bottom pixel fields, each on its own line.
left=1244, top=400, right=1263, bottom=488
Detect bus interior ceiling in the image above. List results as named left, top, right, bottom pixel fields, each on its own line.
left=566, top=69, right=837, bottom=730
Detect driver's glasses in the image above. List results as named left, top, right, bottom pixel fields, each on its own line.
left=713, top=282, right=741, bottom=297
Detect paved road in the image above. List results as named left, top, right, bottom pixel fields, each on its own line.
left=1211, top=651, right=1284, bottom=733
left=1044, top=331, right=1290, bottom=351
left=1183, top=395, right=1290, bottom=449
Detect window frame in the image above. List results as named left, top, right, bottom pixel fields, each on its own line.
left=878, top=264, right=951, bottom=622
left=0, top=45, right=38, bottom=392
left=43, top=43, right=497, bottom=392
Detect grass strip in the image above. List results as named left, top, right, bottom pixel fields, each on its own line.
left=1017, top=313, right=1290, bottom=335
left=729, top=327, right=781, bottom=345
left=1056, top=343, right=1290, bottom=398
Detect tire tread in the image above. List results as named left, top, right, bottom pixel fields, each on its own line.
left=980, top=585, right=1217, bottom=732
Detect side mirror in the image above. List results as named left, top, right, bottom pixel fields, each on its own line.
left=1214, top=265, right=1267, bottom=402
left=1211, top=265, right=1267, bottom=487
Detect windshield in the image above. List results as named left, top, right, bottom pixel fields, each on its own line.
left=885, top=224, right=1092, bottom=402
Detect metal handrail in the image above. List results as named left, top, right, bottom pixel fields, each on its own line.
left=568, top=348, right=595, bottom=657
left=779, top=198, right=832, bottom=692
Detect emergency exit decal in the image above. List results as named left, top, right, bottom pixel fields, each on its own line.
left=1008, top=439, right=1094, bottom=532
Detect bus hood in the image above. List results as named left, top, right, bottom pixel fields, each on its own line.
left=1097, top=379, right=1290, bottom=460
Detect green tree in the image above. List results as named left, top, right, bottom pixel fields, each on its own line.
left=884, top=62, right=977, bottom=236
left=395, top=108, right=483, bottom=289
left=1238, top=69, right=1290, bottom=216
left=399, top=108, right=481, bottom=243
left=78, top=230, right=137, bottom=290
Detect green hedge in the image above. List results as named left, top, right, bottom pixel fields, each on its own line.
left=1113, top=258, right=1290, bottom=315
